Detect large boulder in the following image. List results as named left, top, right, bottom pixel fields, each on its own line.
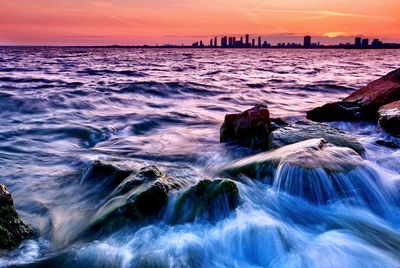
left=378, top=100, right=400, bottom=137
left=169, top=179, right=240, bottom=224
left=0, top=184, right=33, bottom=249
left=220, top=139, right=392, bottom=210
left=222, top=139, right=364, bottom=180
left=89, top=165, right=186, bottom=230
left=307, top=68, right=400, bottom=122
left=220, top=104, right=272, bottom=150
left=269, top=121, right=365, bottom=155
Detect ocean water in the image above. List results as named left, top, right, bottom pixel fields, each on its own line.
left=0, top=47, right=399, bottom=267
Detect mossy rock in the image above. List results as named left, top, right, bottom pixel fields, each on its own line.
left=89, top=166, right=185, bottom=230
left=0, top=184, right=33, bottom=250
left=170, top=179, right=240, bottom=224
left=269, top=121, right=365, bottom=155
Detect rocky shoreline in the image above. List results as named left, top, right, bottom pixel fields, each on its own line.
left=1, top=68, right=399, bottom=256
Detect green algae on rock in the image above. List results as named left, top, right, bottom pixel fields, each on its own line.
left=169, top=179, right=240, bottom=224
left=0, top=184, right=33, bottom=250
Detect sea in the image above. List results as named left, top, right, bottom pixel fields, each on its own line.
left=0, top=47, right=399, bottom=267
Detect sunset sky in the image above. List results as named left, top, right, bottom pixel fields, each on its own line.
left=1, top=0, right=399, bottom=45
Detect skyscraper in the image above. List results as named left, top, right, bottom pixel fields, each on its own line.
left=258, top=36, right=261, bottom=47
left=252, top=38, right=255, bottom=47
left=214, top=37, right=217, bottom=47
left=221, top=36, right=228, bottom=47
left=361, top=38, right=369, bottom=48
left=210, top=39, right=213, bottom=47
left=355, top=37, right=361, bottom=48
left=304, top=36, right=311, bottom=48
left=245, top=34, right=250, bottom=46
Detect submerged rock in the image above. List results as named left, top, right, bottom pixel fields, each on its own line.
left=81, top=159, right=135, bottom=188
left=222, top=139, right=364, bottom=179
left=0, top=184, right=33, bottom=250
left=271, top=118, right=289, bottom=131
left=270, top=121, right=365, bottom=155
left=169, top=179, right=240, bottom=224
left=220, top=104, right=272, bottom=150
left=378, top=100, right=400, bottom=137
left=221, top=139, right=391, bottom=208
left=375, top=140, right=400, bottom=149
left=307, top=68, right=400, bottom=122
left=89, top=165, right=185, bottom=229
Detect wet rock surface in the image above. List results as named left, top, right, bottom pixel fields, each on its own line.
left=270, top=121, right=365, bottom=155
left=220, top=139, right=390, bottom=207
left=89, top=165, right=186, bottom=230
left=378, top=100, right=400, bottom=137
left=170, top=179, right=240, bottom=224
left=220, top=104, right=272, bottom=150
left=375, top=139, right=400, bottom=149
left=0, top=184, right=33, bottom=250
left=222, top=139, right=365, bottom=179
left=81, top=159, right=136, bottom=188
left=307, top=68, right=400, bottom=122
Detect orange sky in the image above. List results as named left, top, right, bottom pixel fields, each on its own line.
left=1, top=0, right=399, bottom=45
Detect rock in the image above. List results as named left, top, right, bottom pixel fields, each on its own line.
left=375, top=140, right=400, bottom=149
left=378, top=100, right=400, bottom=137
left=269, top=121, right=365, bottom=155
left=306, top=101, right=364, bottom=122
left=220, top=139, right=392, bottom=207
left=169, top=179, right=240, bottom=224
left=0, top=184, right=33, bottom=249
left=220, top=104, right=272, bottom=150
left=222, top=139, right=364, bottom=179
left=81, top=159, right=135, bottom=188
left=307, top=68, right=400, bottom=122
left=271, top=118, right=289, bottom=131
left=89, top=166, right=185, bottom=229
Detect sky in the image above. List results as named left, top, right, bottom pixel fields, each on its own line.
left=0, top=0, right=399, bottom=45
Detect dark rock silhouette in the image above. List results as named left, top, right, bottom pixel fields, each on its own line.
left=307, top=68, right=400, bottom=122
left=220, top=104, right=272, bottom=150
left=378, top=100, right=400, bottom=137
left=0, top=184, right=33, bottom=249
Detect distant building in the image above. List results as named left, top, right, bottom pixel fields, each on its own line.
left=210, top=39, right=213, bottom=47
left=361, top=38, right=369, bottom=48
left=304, top=36, right=311, bottom=48
left=214, top=37, right=217, bottom=47
left=372, top=39, right=382, bottom=48
left=258, top=36, right=261, bottom=47
left=355, top=37, right=361, bottom=48
left=245, top=34, right=250, bottom=46
left=221, top=36, right=228, bottom=47
left=252, top=38, right=255, bottom=47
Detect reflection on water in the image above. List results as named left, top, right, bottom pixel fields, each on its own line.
left=0, top=47, right=399, bottom=267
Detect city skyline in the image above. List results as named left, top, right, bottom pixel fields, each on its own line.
left=1, top=0, right=400, bottom=45
left=190, top=35, right=399, bottom=49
